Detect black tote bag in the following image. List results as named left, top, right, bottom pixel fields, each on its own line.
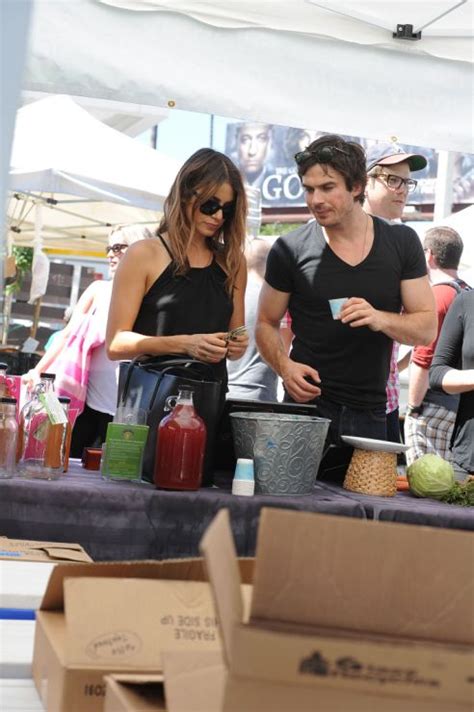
left=118, top=356, right=224, bottom=485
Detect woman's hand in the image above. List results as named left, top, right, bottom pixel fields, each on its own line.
left=226, top=333, right=249, bottom=361
left=187, top=333, right=229, bottom=363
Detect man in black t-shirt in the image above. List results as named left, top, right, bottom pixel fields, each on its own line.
left=255, top=134, right=436, bottom=458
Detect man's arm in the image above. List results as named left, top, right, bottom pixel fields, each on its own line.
left=407, top=362, right=430, bottom=407
left=397, top=349, right=412, bottom=373
left=339, top=276, right=437, bottom=346
left=256, top=283, right=321, bottom=403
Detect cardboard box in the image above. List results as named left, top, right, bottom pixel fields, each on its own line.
left=104, top=654, right=227, bottom=712
left=0, top=537, right=92, bottom=614
left=0, top=536, right=92, bottom=563
left=199, top=509, right=474, bottom=711
left=32, top=558, right=253, bottom=712
left=104, top=675, right=166, bottom=711
left=162, top=653, right=469, bottom=712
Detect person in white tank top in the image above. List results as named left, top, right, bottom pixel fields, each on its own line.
left=23, top=224, right=153, bottom=456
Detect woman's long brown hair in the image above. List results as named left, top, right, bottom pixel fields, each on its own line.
left=158, top=148, right=247, bottom=293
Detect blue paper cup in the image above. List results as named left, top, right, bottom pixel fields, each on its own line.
left=233, top=457, right=254, bottom=482
left=329, top=297, right=348, bottom=319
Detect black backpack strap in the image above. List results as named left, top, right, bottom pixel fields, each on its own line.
left=433, top=280, right=463, bottom=294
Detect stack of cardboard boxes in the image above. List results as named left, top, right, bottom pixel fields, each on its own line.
left=31, top=510, right=473, bottom=711
left=32, top=559, right=253, bottom=711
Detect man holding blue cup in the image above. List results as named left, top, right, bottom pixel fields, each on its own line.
left=256, top=135, right=436, bottom=478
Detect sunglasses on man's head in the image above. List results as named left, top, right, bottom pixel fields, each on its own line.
left=294, top=144, right=351, bottom=165
left=194, top=192, right=235, bottom=221
left=105, top=243, right=128, bottom=256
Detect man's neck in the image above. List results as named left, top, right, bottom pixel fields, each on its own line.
left=323, top=204, right=367, bottom=242
left=429, top=266, right=458, bottom=284
left=363, top=203, right=400, bottom=225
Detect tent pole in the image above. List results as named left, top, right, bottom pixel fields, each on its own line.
left=0, top=1, right=33, bottom=344
left=30, top=298, right=42, bottom=339
left=433, top=151, right=455, bottom=222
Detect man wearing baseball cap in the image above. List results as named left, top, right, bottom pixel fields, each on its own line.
left=365, top=142, right=427, bottom=442
left=365, top=142, right=427, bottom=221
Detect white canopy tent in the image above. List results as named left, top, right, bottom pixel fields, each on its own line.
left=431, top=205, right=474, bottom=284
left=7, top=95, right=181, bottom=253
left=22, top=0, right=473, bottom=153
left=406, top=204, right=474, bottom=284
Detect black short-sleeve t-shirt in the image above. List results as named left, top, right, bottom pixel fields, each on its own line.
left=265, top=216, right=427, bottom=409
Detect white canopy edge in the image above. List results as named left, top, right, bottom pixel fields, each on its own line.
left=23, top=0, right=473, bottom=153
left=98, top=0, right=474, bottom=63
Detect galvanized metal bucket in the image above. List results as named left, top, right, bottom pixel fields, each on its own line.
left=230, top=412, right=330, bottom=495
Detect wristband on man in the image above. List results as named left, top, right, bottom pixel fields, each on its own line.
left=406, top=403, right=424, bottom=417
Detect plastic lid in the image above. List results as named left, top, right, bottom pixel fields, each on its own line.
left=0, top=397, right=17, bottom=404
left=40, top=372, right=56, bottom=380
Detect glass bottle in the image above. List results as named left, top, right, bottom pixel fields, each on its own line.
left=58, top=396, right=72, bottom=472
left=19, top=373, right=66, bottom=480
left=18, top=373, right=55, bottom=459
left=0, top=397, right=18, bottom=479
left=154, top=388, right=207, bottom=490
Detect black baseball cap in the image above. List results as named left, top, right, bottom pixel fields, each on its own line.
left=366, top=142, right=427, bottom=172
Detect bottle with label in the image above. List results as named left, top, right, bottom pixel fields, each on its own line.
left=19, top=373, right=66, bottom=480
left=0, top=397, right=19, bottom=479
left=154, top=388, right=206, bottom=490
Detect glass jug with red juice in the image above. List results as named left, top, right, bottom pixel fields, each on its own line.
left=154, top=388, right=206, bottom=490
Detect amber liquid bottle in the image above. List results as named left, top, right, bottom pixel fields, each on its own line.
left=154, top=388, right=206, bottom=490
left=19, top=373, right=65, bottom=479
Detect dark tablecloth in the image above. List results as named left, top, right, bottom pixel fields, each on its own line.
left=1, top=463, right=472, bottom=562
left=0, top=462, right=366, bottom=561
left=322, top=482, right=474, bottom=531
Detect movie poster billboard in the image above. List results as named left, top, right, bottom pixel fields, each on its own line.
left=223, top=120, right=474, bottom=209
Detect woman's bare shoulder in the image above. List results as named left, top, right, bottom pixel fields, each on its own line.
left=120, top=236, right=170, bottom=270
left=126, top=236, right=162, bottom=258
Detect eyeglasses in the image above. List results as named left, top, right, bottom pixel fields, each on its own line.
left=105, top=243, right=128, bottom=256
left=294, top=144, right=351, bottom=165
left=376, top=173, right=418, bottom=193
left=194, top=193, right=235, bottom=221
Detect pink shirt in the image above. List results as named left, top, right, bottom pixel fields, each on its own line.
left=386, top=342, right=400, bottom=414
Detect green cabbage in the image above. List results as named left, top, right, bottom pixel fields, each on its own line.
left=407, top=454, right=455, bottom=499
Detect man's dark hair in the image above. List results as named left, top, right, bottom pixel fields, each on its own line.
left=423, top=226, right=463, bottom=269
left=295, top=134, right=367, bottom=204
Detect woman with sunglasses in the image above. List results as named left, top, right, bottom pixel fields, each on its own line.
left=23, top=224, right=152, bottom=455
left=106, top=148, right=248, bottom=399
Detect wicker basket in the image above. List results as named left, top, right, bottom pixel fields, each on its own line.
left=343, top=449, right=397, bottom=497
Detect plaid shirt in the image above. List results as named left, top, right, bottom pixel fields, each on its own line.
left=386, top=342, right=400, bottom=414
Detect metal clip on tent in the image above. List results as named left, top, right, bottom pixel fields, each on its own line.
left=392, top=0, right=468, bottom=41
left=392, top=24, right=422, bottom=41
